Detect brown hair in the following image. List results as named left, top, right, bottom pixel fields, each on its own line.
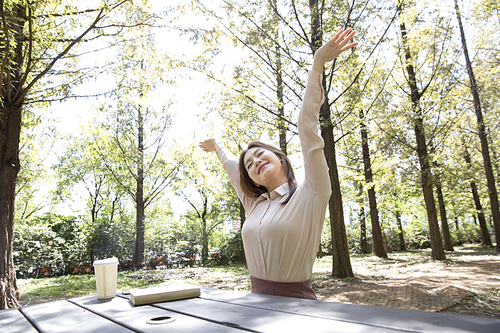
left=238, top=141, right=297, bottom=205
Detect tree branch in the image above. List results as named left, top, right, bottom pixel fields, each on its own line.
left=14, top=0, right=129, bottom=104
left=186, top=65, right=299, bottom=133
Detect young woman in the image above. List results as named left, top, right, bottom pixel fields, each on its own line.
left=199, top=29, right=358, bottom=299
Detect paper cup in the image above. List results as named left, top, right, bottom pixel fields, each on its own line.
left=93, top=257, right=119, bottom=299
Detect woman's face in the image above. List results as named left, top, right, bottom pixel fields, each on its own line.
left=243, top=147, right=285, bottom=192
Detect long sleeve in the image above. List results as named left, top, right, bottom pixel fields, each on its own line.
left=214, top=140, right=256, bottom=212
left=297, top=70, right=332, bottom=196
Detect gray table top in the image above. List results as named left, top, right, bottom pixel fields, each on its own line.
left=1, top=287, right=499, bottom=332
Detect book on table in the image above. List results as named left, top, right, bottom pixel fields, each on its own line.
left=129, top=283, right=201, bottom=305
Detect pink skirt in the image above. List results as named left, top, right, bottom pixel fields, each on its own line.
left=250, top=276, right=317, bottom=300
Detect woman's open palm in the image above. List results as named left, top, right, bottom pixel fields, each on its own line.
left=199, top=139, right=216, bottom=153
left=313, top=28, right=358, bottom=66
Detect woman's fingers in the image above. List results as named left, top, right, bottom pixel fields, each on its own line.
left=335, top=28, right=351, bottom=44
left=198, top=139, right=216, bottom=152
left=333, top=29, right=358, bottom=53
left=332, top=28, right=345, bottom=43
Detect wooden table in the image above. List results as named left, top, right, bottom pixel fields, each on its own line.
left=1, top=287, right=499, bottom=332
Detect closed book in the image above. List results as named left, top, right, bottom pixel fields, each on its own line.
left=129, top=284, right=201, bottom=305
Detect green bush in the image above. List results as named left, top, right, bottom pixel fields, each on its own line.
left=210, top=231, right=244, bottom=266
left=83, top=217, right=135, bottom=265
left=14, top=214, right=86, bottom=278
left=450, top=219, right=482, bottom=245
left=14, top=213, right=137, bottom=278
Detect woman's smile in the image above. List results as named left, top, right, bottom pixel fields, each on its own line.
left=258, top=162, right=268, bottom=174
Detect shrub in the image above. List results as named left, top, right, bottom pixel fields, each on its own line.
left=209, top=231, right=243, bottom=266
left=73, top=262, right=92, bottom=275
left=13, top=214, right=86, bottom=278
left=83, top=217, right=135, bottom=266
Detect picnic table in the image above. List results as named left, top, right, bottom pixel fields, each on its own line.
left=1, top=287, right=499, bottom=332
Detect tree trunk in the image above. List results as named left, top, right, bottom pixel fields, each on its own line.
left=463, top=145, right=492, bottom=246
left=0, top=2, right=28, bottom=310
left=397, top=0, right=446, bottom=260
left=322, top=113, right=353, bottom=277
left=0, top=103, right=23, bottom=309
left=239, top=200, right=246, bottom=263
left=134, top=108, right=145, bottom=269
left=272, top=0, right=287, bottom=154
left=430, top=143, right=453, bottom=251
left=201, top=197, right=209, bottom=266
left=414, top=117, right=445, bottom=260
left=454, top=217, right=462, bottom=245
left=395, top=210, right=407, bottom=251
left=454, top=0, right=500, bottom=253
left=360, top=110, right=387, bottom=258
left=471, top=182, right=492, bottom=246
left=435, top=181, right=454, bottom=251
left=309, top=0, right=353, bottom=278
left=358, top=182, right=369, bottom=254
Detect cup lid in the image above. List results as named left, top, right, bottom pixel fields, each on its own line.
left=93, top=257, right=119, bottom=266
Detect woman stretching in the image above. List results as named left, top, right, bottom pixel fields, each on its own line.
left=199, top=29, right=358, bottom=299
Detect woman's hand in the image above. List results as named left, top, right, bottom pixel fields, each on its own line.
left=312, top=28, right=359, bottom=72
left=198, top=139, right=217, bottom=153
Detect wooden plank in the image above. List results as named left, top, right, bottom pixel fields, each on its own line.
left=20, top=300, right=133, bottom=333
left=200, top=287, right=500, bottom=333
left=0, top=308, right=38, bottom=333
left=152, top=295, right=403, bottom=332
left=70, top=294, right=247, bottom=332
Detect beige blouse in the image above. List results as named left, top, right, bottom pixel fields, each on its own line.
left=215, top=70, right=331, bottom=282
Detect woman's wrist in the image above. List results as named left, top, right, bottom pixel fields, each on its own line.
left=312, top=59, right=324, bottom=73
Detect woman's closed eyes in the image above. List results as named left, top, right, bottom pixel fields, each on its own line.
left=246, top=151, right=263, bottom=170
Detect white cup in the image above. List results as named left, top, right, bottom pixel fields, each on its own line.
left=93, top=257, right=119, bottom=299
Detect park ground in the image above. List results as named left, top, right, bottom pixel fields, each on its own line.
left=18, top=244, right=500, bottom=320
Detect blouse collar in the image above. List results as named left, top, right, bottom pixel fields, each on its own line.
left=257, top=182, right=289, bottom=204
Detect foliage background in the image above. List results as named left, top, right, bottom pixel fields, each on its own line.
left=11, top=0, right=498, bottom=279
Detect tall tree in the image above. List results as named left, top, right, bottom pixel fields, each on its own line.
left=55, top=130, right=129, bottom=262
left=463, top=143, right=492, bottom=246
left=101, top=99, right=183, bottom=268
left=97, top=3, right=193, bottom=268
left=357, top=181, right=369, bottom=253
left=0, top=0, right=132, bottom=310
left=454, top=0, right=500, bottom=253
left=175, top=150, right=233, bottom=265
left=396, top=0, right=446, bottom=260
left=430, top=142, right=454, bottom=251
left=309, top=0, right=353, bottom=277
left=434, top=175, right=454, bottom=251
left=360, top=103, right=387, bottom=258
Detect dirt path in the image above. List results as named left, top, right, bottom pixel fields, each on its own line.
left=312, top=246, right=500, bottom=316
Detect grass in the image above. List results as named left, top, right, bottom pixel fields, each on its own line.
left=18, top=270, right=163, bottom=305
left=18, top=264, right=250, bottom=306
